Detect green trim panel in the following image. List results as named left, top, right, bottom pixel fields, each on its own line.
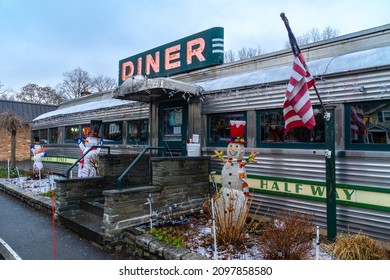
left=210, top=173, right=390, bottom=212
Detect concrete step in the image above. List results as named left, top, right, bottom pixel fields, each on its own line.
left=80, top=199, right=104, bottom=218
left=58, top=209, right=104, bottom=245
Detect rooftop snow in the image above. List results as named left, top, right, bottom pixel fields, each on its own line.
left=195, top=46, right=390, bottom=92
left=33, top=98, right=133, bottom=121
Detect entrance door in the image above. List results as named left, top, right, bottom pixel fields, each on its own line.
left=158, top=101, right=188, bottom=156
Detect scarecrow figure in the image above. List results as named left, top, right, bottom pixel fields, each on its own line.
left=30, top=137, right=47, bottom=176
left=212, top=120, right=259, bottom=221
left=78, top=120, right=103, bottom=177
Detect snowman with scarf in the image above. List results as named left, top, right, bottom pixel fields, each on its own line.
left=31, top=137, right=47, bottom=176
left=78, top=120, right=103, bottom=177
left=212, top=120, right=259, bottom=221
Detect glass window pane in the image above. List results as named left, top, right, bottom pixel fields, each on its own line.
left=162, top=107, right=182, bottom=142
left=128, top=119, right=148, bottom=143
left=103, top=122, right=123, bottom=142
left=208, top=112, right=245, bottom=145
left=259, top=108, right=324, bottom=143
left=32, top=130, right=39, bottom=143
left=49, top=128, right=58, bottom=143
left=350, top=103, right=390, bottom=145
left=81, top=124, right=90, bottom=137
left=40, top=129, right=48, bottom=144
left=65, top=126, right=79, bottom=142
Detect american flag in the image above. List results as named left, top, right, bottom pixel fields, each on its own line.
left=350, top=105, right=366, bottom=140
left=283, top=53, right=316, bottom=133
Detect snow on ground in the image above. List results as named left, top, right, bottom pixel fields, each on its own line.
left=137, top=215, right=333, bottom=260
left=6, top=175, right=62, bottom=194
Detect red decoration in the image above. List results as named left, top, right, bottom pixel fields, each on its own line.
left=228, top=120, right=246, bottom=143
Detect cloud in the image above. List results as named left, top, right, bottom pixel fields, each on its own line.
left=1, top=0, right=389, bottom=91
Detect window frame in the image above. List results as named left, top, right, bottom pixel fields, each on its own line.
left=207, top=111, right=247, bottom=147
left=39, top=129, right=48, bottom=144
left=65, top=125, right=80, bottom=143
left=49, top=128, right=58, bottom=144
left=127, top=119, right=149, bottom=145
left=345, top=100, right=390, bottom=151
left=256, top=107, right=325, bottom=149
left=102, top=121, right=123, bottom=144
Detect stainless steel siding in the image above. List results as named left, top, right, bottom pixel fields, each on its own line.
left=201, top=69, right=390, bottom=114
left=204, top=68, right=390, bottom=240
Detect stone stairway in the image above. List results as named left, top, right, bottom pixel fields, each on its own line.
left=57, top=198, right=105, bottom=245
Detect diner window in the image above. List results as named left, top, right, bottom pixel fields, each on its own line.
left=40, top=129, right=48, bottom=144
left=128, top=119, right=148, bottom=144
left=102, top=121, right=123, bottom=143
left=49, top=128, right=58, bottom=143
left=32, top=130, right=39, bottom=143
left=257, top=108, right=325, bottom=147
left=65, top=125, right=80, bottom=142
left=346, top=101, right=390, bottom=150
left=81, top=124, right=91, bottom=137
left=208, top=112, right=246, bottom=146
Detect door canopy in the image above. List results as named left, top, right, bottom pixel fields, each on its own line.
left=113, top=75, right=204, bottom=103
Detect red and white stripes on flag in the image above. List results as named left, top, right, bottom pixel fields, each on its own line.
left=283, top=53, right=316, bottom=133
left=350, top=105, right=366, bottom=139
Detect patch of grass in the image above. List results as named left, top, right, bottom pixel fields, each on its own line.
left=39, top=189, right=56, bottom=198
left=331, top=234, right=388, bottom=260
left=0, top=167, right=27, bottom=178
left=149, top=226, right=186, bottom=248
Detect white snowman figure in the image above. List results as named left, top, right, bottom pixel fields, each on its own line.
left=31, top=137, right=47, bottom=175
left=212, top=121, right=259, bottom=222
left=78, top=120, right=103, bottom=177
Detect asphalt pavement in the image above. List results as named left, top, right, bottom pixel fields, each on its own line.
left=0, top=190, right=128, bottom=260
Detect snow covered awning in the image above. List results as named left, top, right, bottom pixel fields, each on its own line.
left=113, top=75, right=205, bottom=102
left=32, top=97, right=134, bottom=121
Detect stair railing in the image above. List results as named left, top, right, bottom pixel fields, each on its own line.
left=117, top=146, right=166, bottom=191
left=66, top=146, right=111, bottom=178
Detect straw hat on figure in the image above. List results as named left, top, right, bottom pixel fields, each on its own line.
left=78, top=120, right=103, bottom=177
left=212, top=121, right=259, bottom=220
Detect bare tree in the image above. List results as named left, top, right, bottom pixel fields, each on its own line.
left=322, top=26, right=340, bottom=40
left=57, top=67, right=92, bottom=100
left=224, top=50, right=237, bottom=63
left=284, top=26, right=340, bottom=48
left=91, top=75, right=117, bottom=92
left=15, top=83, right=65, bottom=105
left=0, top=81, right=13, bottom=100
left=227, top=45, right=264, bottom=62
left=0, top=110, right=29, bottom=169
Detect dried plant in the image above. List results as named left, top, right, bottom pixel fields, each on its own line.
left=331, top=234, right=387, bottom=260
left=212, top=190, right=258, bottom=247
left=259, top=209, right=314, bottom=260
left=0, top=110, right=30, bottom=169
left=27, top=168, right=47, bottom=180
left=87, top=154, right=100, bottom=176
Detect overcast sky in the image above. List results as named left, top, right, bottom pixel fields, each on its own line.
left=1, top=0, right=389, bottom=92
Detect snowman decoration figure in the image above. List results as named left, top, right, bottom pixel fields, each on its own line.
left=31, top=137, right=47, bottom=177
left=212, top=120, right=259, bottom=222
left=78, top=120, right=103, bottom=177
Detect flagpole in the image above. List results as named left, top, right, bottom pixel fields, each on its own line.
left=280, top=13, right=337, bottom=241
left=280, top=13, right=325, bottom=113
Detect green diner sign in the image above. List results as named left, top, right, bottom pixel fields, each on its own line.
left=118, top=27, right=224, bottom=85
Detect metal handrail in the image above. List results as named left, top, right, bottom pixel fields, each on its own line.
left=117, top=146, right=166, bottom=190
left=66, top=145, right=111, bottom=178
